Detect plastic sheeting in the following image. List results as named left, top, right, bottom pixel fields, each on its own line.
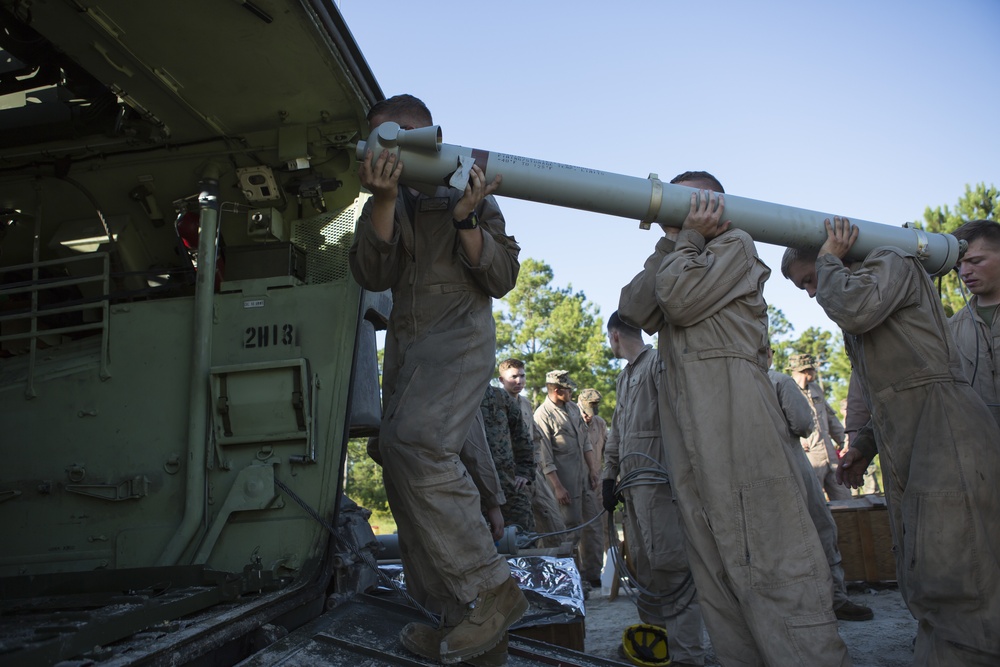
left=377, top=555, right=585, bottom=627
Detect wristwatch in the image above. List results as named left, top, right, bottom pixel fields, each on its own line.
left=453, top=211, right=479, bottom=230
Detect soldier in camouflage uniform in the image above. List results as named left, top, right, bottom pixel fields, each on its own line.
left=480, top=385, right=536, bottom=531
left=498, top=358, right=568, bottom=548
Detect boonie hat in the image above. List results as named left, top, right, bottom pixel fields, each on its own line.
left=545, top=370, right=577, bottom=390
left=788, top=353, right=817, bottom=372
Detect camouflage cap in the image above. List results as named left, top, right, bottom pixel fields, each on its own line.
left=787, top=353, right=817, bottom=371
left=578, top=388, right=601, bottom=416
left=545, top=369, right=577, bottom=390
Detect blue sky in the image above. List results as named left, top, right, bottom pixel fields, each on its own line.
left=337, top=0, right=999, bottom=339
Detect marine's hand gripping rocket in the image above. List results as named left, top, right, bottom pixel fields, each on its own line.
left=358, top=122, right=964, bottom=275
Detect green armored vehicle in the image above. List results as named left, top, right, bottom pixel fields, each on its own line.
left=0, top=0, right=390, bottom=663
left=0, top=3, right=627, bottom=665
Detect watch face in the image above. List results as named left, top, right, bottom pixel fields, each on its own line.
left=454, top=212, right=478, bottom=229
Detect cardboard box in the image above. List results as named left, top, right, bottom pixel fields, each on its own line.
left=829, top=496, right=897, bottom=584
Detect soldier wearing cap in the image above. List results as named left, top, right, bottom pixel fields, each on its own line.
left=534, top=370, right=599, bottom=552
left=787, top=353, right=852, bottom=501
left=577, top=388, right=609, bottom=588
left=497, top=358, right=568, bottom=548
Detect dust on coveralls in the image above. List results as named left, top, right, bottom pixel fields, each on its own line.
left=816, top=247, right=1000, bottom=666
left=619, top=228, right=850, bottom=667
left=349, top=186, right=520, bottom=608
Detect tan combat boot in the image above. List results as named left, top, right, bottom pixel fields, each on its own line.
left=400, top=622, right=509, bottom=666
left=439, top=577, right=527, bottom=665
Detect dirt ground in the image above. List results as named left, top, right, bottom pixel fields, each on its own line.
left=582, top=583, right=917, bottom=666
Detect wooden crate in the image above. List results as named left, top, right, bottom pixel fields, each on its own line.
left=829, top=496, right=897, bottom=584
left=511, top=617, right=585, bottom=651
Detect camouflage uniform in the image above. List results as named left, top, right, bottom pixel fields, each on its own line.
left=480, top=385, right=536, bottom=531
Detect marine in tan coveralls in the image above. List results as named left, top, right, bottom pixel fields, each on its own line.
left=349, top=95, right=526, bottom=665
left=618, top=171, right=850, bottom=667
left=843, top=375, right=881, bottom=495
left=767, top=350, right=873, bottom=622
left=534, top=371, right=599, bottom=551
left=783, top=216, right=1000, bottom=666
left=604, top=311, right=707, bottom=667
left=498, top=359, right=567, bottom=547
left=368, top=416, right=507, bottom=611
left=949, top=219, right=1000, bottom=427
left=578, top=388, right=608, bottom=587
left=787, top=354, right=853, bottom=501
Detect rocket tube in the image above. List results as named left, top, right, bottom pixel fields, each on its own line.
left=358, top=122, right=962, bottom=275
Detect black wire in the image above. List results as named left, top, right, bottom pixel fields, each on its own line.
left=273, top=477, right=439, bottom=624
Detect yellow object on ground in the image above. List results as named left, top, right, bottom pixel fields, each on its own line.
left=621, top=623, right=670, bottom=666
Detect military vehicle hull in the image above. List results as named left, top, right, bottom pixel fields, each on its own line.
left=0, top=1, right=389, bottom=663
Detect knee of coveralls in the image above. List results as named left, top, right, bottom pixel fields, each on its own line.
left=378, top=428, right=509, bottom=603
left=624, top=489, right=707, bottom=664
left=894, top=400, right=1000, bottom=656
left=731, top=477, right=849, bottom=666
left=558, top=490, right=585, bottom=545
left=579, top=485, right=604, bottom=581
left=913, top=620, right=1000, bottom=667
left=899, top=485, right=1000, bottom=654
left=659, top=440, right=762, bottom=665
left=792, top=449, right=847, bottom=603
left=650, top=593, right=708, bottom=665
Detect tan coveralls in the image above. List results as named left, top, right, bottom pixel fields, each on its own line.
left=534, top=397, right=592, bottom=547
left=769, top=370, right=851, bottom=608
left=368, top=413, right=506, bottom=616
left=844, top=374, right=881, bottom=495
left=514, top=394, right=567, bottom=547
left=580, top=414, right=608, bottom=582
left=349, top=187, right=520, bottom=606
left=816, top=248, right=1000, bottom=666
left=948, top=295, right=1000, bottom=427
left=619, top=229, right=849, bottom=667
left=604, top=344, right=706, bottom=665
left=799, top=380, right=852, bottom=501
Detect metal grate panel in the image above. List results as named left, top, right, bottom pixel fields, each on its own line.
left=291, top=195, right=367, bottom=285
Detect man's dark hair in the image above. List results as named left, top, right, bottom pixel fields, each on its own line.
left=952, top=219, right=1000, bottom=250
left=608, top=310, right=642, bottom=339
left=780, top=246, right=820, bottom=279
left=367, top=94, right=433, bottom=127
left=670, top=171, right=725, bottom=194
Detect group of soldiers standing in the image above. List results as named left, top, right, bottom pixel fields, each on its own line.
left=350, top=93, right=999, bottom=666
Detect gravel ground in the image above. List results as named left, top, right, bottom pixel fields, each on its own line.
left=582, top=583, right=917, bottom=666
